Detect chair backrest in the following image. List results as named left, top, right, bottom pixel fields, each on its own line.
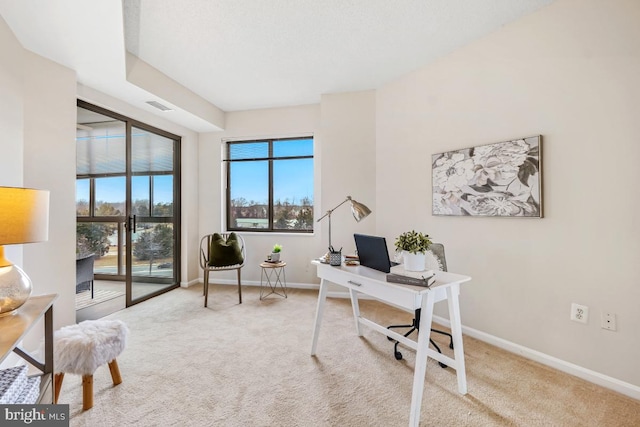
left=199, top=233, right=246, bottom=270
left=76, top=254, right=95, bottom=285
left=427, top=243, right=448, bottom=272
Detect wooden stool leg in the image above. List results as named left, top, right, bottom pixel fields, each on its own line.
left=54, top=373, right=64, bottom=404
left=82, top=374, right=93, bottom=410
left=108, top=359, right=123, bottom=385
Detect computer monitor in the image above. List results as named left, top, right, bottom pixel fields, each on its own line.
left=354, top=233, right=398, bottom=273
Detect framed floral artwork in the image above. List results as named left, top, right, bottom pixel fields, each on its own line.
left=432, top=135, right=542, bottom=217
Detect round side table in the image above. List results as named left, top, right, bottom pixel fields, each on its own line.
left=259, top=261, right=287, bottom=300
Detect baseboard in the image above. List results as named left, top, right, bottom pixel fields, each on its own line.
left=181, top=278, right=202, bottom=288
left=432, top=315, right=640, bottom=401
left=197, top=278, right=319, bottom=290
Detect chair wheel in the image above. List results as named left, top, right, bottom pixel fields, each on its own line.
left=394, top=351, right=403, bottom=361
left=449, top=343, right=454, bottom=350
left=387, top=336, right=395, bottom=341
left=438, top=362, right=447, bottom=368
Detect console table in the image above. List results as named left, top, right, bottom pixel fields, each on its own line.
left=310, top=261, right=471, bottom=427
left=0, top=294, right=58, bottom=404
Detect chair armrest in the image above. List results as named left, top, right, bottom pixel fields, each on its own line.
left=199, top=247, right=209, bottom=269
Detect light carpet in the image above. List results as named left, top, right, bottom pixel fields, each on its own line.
left=75, top=289, right=124, bottom=311
left=59, top=285, right=640, bottom=426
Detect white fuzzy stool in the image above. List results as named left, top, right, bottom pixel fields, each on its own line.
left=53, top=319, right=128, bottom=410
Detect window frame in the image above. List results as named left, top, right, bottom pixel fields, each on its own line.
left=225, top=136, right=314, bottom=233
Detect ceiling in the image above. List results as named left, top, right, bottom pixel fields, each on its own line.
left=0, top=0, right=554, bottom=132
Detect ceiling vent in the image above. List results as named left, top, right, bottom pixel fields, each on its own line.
left=146, top=101, right=173, bottom=112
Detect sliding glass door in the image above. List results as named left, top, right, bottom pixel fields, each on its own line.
left=127, top=126, right=179, bottom=302
left=76, top=101, right=180, bottom=308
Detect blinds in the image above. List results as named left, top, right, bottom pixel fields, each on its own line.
left=227, top=138, right=313, bottom=161
left=76, top=121, right=126, bottom=175
left=76, top=124, right=173, bottom=175
left=131, top=127, right=173, bottom=172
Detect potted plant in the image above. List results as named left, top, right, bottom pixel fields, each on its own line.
left=270, top=243, right=282, bottom=262
left=394, top=230, right=432, bottom=271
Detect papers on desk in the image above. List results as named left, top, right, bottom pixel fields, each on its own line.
left=387, top=265, right=436, bottom=287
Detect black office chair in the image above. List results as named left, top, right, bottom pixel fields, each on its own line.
left=387, top=243, right=454, bottom=368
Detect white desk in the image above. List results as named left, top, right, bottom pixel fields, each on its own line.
left=310, top=261, right=471, bottom=427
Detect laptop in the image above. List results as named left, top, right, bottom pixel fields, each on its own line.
left=353, top=233, right=399, bottom=273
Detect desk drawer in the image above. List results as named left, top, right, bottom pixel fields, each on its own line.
left=320, top=266, right=420, bottom=310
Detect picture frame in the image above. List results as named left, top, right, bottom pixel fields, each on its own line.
left=432, top=135, right=542, bottom=217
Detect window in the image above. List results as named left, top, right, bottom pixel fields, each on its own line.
left=226, top=137, right=314, bottom=232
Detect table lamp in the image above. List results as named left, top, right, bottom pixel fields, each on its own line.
left=0, top=186, right=50, bottom=317
left=317, top=196, right=371, bottom=249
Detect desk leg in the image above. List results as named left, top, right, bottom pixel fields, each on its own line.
left=409, top=290, right=436, bottom=427
left=348, top=288, right=363, bottom=336
left=447, top=284, right=467, bottom=394
left=310, top=278, right=329, bottom=356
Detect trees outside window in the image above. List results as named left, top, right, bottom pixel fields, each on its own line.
left=76, top=223, right=116, bottom=258
left=133, top=225, right=173, bottom=261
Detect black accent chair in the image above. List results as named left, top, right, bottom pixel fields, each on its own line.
left=387, top=243, right=454, bottom=368
left=76, top=254, right=95, bottom=298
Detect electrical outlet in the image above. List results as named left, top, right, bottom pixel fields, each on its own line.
left=601, top=312, right=617, bottom=331
left=570, top=303, right=588, bottom=324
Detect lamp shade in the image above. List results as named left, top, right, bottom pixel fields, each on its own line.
left=317, top=196, right=371, bottom=250
left=0, top=186, right=49, bottom=316
left=349, top=198, right=371, bottom=222
left=0, top=187, right=50, bottom=245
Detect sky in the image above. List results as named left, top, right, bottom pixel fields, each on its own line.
left=77, top=175, right=173, bottom=205
left=231, top=158, right=313, bottom=204
left=229, top=138, right=314, bottom=205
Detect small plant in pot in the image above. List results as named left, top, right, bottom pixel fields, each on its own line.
left=271, top=243, right=282, bottom=262
left=394, top=230, right=432, bottom=271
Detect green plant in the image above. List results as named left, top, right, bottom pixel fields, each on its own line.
left=394, top=230, right=432, bottom=254
left=272, top=243, right=282, bottom=253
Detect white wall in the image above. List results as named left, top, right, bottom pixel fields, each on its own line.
left=1, top=16, right=76, bottom=358
left=0, top=16, right=25, bottom=368
left=319, top=91, right=377, bottom=255
left=0, top=15, right=23, bottom=186
left=0, top=14, right=24, bottom=269
left=375, top=0, right=640, bottom=388
left=22, top=50, right=76, bottom=329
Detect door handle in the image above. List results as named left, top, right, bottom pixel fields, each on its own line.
left=125, top=215, right=137, bottom=233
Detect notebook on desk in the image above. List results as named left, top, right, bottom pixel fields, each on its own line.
left=354, top=233, right=399, bottom=273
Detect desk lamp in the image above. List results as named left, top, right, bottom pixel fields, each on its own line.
left=0, top=186, right=49, bottom=316
left=317, top=196, right=371, bottom=249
